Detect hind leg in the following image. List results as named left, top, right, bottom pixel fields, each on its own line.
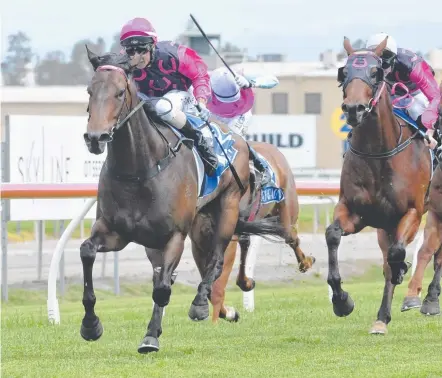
left=80, top=218, right=128, bottom=341
left=420, top=247, right=442, bottom=316
left=212, top=238, right=240, bottom=323
left=402, top=210, right=442, bottom=311
left=236, top=235, right=256, bottom=292
left=280, top=198, right=315, bottom=272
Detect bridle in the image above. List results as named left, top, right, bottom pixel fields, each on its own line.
left=338, top=51, right=418, bottom=159
left=84, top=65, right=146, bottom=146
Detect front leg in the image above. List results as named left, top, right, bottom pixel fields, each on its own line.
left=80, top=218, right=128, bottom=341
left=326, top=200, right=365, bottom=317
left=389, top=209, right=421, bottom=285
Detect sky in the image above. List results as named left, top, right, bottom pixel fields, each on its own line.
left=1, top=0, right=441, bottom=62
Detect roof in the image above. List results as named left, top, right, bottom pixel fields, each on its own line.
left=230, top=61, right=345, bottom=78
left=1, top=85, right=88, bottom=104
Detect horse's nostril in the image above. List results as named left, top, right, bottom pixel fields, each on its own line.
left=357, top=104, right=366, bottom=113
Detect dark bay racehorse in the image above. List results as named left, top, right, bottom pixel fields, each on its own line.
left=401, top=83, right=442, bottom=316
left=326, top=37, right=432, bottom=334
left=80, top=48, right=286, bottom=353
left=202, top=141, right=316, bottom=322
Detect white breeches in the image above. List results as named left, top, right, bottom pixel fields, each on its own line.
left=154, top=90, right=198, bottom=129
left=211, top=110, right=253, bottom=138
left=394, top=91, right=429, bottom=121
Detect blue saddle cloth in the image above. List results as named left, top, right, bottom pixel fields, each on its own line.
left=254, top=152, right=285, bottom=205
left=185, top=114, right=239, bottom=198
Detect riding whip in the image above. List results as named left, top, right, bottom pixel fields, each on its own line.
left=189, top=14, right=237, bottom=78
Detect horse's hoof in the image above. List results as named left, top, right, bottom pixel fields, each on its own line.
left=236, top=279, right=255, bottom=292
left=138, top=336, right=159, bottom=354
left=401, top=296, right=422, bottom=312
left=188, top=303, right=209, bottom=321
left=369, top=320, right=388, bottom=335
left=332, top=292, right=354, bottom=317
left=80, top=318, right=103, bottom=341
left=222, top=306, right=240, bottom=323
left=420, top=298, right=441, bottom=316
left=299, top=256, right=316, bottom=273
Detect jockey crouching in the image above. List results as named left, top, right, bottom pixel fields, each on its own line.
left=206, top=67, right=279, bottom=185
left=366, top=33, right=441, bottom=149
left=119, top=17, right=218, bottom=176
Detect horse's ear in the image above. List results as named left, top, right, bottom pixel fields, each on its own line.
left=374, top=36, right=388, bottom=57
left=343, top=37, right=355, bottom=56
left=85, top=44, right=101, bottom=71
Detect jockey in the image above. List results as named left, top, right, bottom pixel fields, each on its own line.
left=366, top=32, right=441, bottom=149
left=206, top=66, right=279, bottom=184
left=119, top=17, right=218, bottom=176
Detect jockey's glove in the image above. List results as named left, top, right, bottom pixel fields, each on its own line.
left=198, top=101, right=211, bottom=122
left=235, top=74, right=252, bottom=89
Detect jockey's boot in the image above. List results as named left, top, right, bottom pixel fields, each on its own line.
left=247, top=144, right=271, bottom=186
left=181, top=120, right=218, bottom=176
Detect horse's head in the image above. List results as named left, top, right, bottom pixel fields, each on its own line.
left=338, top=36, right=388, bottom=127
left=84, top=46, right=138, bottom=154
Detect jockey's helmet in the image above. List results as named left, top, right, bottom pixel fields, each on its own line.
left=366, top=32, right=397, bottom=68
left=210, top=67, right=241, bottom=103
left=120, top=18, right=158, bottom=49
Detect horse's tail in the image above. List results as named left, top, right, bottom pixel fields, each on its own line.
left=234, top=216, right=286, bottom=242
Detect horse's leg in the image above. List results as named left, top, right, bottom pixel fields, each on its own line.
left=188, top=213, right=214, bottom=321
left=402, top=210, right=442, bottom=311
left=236, top=235, right=256, bottom=291
left=281, top=198, right=315, bottom=273
left=80, top=218, right=128, bottom=341
left=370, top=229, right=397, bottom=335
left=389, top=209, right=421, bottom=285
left=420, top=247, right=442, bottom=316
left=204, top=194, right=242, bottom=324
left=325, top=201, right=365, bottom=317
left=138, top=232, right=185, bottom=353
left=212, top=238, right=240, bottom=323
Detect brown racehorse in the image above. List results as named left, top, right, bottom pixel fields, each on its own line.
left=80, top=49, right=286, bottom=354
left=325, top=37, right=432, bottom=335
left=188, top=141, right=316, bottom=322
left=401, top=82, right=442, bottom=316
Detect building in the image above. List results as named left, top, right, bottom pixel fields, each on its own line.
left=230, top=51, right=442, bottom=169
left=2, top=50, right=442, bottom=170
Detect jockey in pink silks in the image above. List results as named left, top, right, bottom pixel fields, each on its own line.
left=206, top=67, right=279, bottom=184
left=366, top=33, right=441, bottom=150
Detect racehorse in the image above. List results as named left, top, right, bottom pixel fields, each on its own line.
left=401, top=83, right=442, bottom=316
left=326, top=37, right=432, bottom=335
left=80, top=48, right=286, bottom=354
left=187, top=141, right=316, bottom=322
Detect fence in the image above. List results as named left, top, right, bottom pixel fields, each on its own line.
left=0, top=181, right=423, bottom=324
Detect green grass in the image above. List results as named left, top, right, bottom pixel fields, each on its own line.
left=2, top=268, right=442, bottom=378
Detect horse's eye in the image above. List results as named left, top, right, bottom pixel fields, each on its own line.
left=117, top=89, right=125, bottom=98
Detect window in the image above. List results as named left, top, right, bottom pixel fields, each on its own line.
left=304, top=92, right=322, bottom=114
left=271, top=92, right=288, bottom=114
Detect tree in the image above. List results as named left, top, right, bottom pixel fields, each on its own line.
left=35, top=50, right=71, bottom=85
left=109, top=33, right=122, bottom=54
left=69, top=37, right=106, bottom=84
left=1, top=31, right=34, bottom=85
